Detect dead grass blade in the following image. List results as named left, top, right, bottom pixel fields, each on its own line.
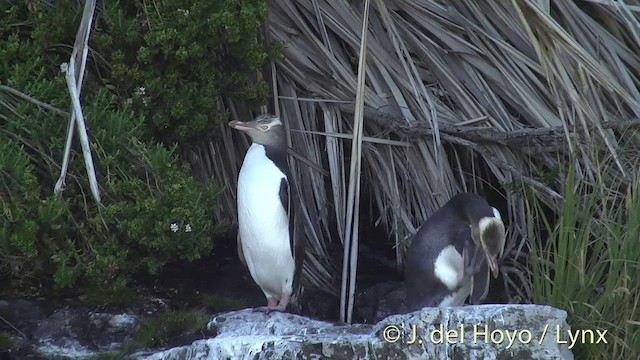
left=339, top=0, right=371, bottom=324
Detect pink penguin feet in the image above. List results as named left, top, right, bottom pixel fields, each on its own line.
left=253, top=293, right=291, bottom=313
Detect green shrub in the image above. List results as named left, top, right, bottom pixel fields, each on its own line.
left=0, top=0, right=271, bottom=295
left=95, top=0, right=277, bottom=143
left=1, top=88, right=224, bottom=293
left=129, top=308, right=209, bottom=349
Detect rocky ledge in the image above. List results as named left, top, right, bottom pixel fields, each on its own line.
left=1, top=300, right=573, bottom=360
left=136, top=305, right=573, bottom=360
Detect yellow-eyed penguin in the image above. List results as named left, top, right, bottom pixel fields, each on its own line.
left=229, top=114, right=303, bottom=312
left=404, top=192, right=506, bottom=311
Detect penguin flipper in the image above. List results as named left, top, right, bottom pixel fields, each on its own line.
left=278, top=177, right=294, bottom=258
left=282, top=175, right=306, bottom=312
left=237, top=232, right=246, bottom=267
left=279, top=176, right=305, bottom=283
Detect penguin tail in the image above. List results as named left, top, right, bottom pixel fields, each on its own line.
left=289, top=282, right=305, bottom=314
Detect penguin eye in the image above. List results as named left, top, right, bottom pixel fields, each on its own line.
left=259, top=124, right=270, bottom=131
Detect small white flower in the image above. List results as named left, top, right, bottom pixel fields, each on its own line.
left=135, top=86, right=146, bottom=96
left=170, top=223, right=179, bottom=232
left=185, top=224, right=192, bottom=233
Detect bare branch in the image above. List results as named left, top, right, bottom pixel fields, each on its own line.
left=0, top=85, right=69, bottom=116
left=55, top=0, right=99, bottom=203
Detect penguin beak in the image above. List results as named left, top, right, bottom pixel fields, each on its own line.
left=228, top=120, right=258, bottom=131
left=486, top=254, right=499, bottom=278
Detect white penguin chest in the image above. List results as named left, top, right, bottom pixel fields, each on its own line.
left=236, top=143, right=294, bottom=297
left=237, top=143, right=289, bottom=238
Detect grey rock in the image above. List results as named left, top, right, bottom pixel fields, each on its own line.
left=0, top=298, right=140, bottom=360
left=136, top=305, right=574, bottom=360
left=1, top=297, right=573, bottom=359
left=0, top=298, right=49, bottom=337
left=31, top=309, right=138, bottom=358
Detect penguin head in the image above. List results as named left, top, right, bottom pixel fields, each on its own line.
left=473, top=214, right=506, bottom=279
left=228, top=114, right=286, bottom=147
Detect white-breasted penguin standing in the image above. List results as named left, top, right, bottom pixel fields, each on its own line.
left=228, top=114, right=304, bottom=312
left=404, top=192, right=506, bottom=311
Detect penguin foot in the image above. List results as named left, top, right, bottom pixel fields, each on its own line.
left=253, top=304, right=287, bottom=313
left=253, top=297, right=284, bottom=313
left=252, top=293, right=291, bottom=314
left=276, top=293, right=291, bottom=310
left=253, top=305, right=286, bottom=314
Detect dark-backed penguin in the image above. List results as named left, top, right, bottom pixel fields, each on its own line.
left=404, top=192, right=505, bottom=311
left=229, top=114, right=304, bottom=312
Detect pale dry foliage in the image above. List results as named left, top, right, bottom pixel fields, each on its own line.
left=189, top=0, right=640, bottom=305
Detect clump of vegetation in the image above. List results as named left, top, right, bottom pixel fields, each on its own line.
left=85, top=286, right=140, bottom=308
left=0, top=85, right=222, bottom=295
left=94, top=0, right=277, bottom=144
left=200, top=294, right=249, bottom=312
left=0, top=0, right=275, bottom=297
left=129, top=308, right=209, bottom=349
left=529, top=154, right=640, bottom=359
left=0, top=331, right=14, bottom=350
